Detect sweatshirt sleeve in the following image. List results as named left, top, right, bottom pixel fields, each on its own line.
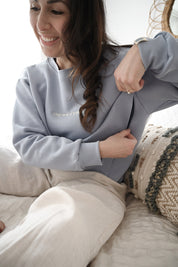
left=138, top=31, right=178, bottom=86
left=135, top=32, right=178, bottom=114
left=12, top=70, right=102, bottom=171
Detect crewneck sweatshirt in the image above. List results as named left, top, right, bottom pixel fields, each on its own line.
left=13, top=32, right=178, bottom=183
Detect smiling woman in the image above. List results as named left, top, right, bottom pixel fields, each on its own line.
left=0, top=0, right=41, bottom=146
left=0, top=0, right=178, bottom=266
left=29, top=0, right=72, bottom=68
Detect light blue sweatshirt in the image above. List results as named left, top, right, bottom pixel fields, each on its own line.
left=13, top=32, right=178, bottom=183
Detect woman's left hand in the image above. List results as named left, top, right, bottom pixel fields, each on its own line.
left=114, top=44, right=146, bottom=94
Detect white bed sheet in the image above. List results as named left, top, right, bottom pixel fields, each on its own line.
left=0, top=193, right=177, bottom=267
left=90, top=195, right=178, bottom=267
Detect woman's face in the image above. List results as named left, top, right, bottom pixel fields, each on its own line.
left=29, top=0, right=70, bottom=59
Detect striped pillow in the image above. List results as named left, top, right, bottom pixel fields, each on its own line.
left=124, top=124, right=178, bottom=225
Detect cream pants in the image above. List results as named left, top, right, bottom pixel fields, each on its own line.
left=0, top=155, right=126, bottom=267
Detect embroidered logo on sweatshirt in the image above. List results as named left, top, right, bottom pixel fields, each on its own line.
left=52, top=111, right=79, bottom=117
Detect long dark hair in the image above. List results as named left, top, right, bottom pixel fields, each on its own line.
left=64, top=0, right=118, bottom=132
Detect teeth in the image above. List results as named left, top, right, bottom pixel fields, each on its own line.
left=40, top=36, right=58, bottom=42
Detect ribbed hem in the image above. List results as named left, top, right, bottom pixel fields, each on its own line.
left=79, top=141, right=102, bottom=169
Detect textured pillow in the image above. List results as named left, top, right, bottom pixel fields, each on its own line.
left=124, top=124, right=178, bottom=225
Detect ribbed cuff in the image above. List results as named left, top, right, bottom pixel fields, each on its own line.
left=79, top=141, right=102, bottom=169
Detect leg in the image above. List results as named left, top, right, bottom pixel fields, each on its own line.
left=0, top=147, right=50, bottom=196
left=0, top=172, right=126, bottom=267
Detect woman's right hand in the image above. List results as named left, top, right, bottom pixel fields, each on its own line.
left=114, top=44, right=145, bottom=94
left=99, top=129, right=137, bottom=159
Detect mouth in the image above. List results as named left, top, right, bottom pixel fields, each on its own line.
left=39, top=35, right=60, bottom=47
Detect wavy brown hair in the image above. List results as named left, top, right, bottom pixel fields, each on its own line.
left=64, top=0, right=118, bottom=132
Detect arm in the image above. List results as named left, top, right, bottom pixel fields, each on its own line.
left=114, top=32, right=178, bottom=93
left=138, top=32, right=178, bottom=85
left=13, top=71, right=137, bottom=170
left=13, top=72, right=102, bottom=171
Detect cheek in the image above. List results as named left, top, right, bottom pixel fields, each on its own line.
left=58, top=21, right=69, bottom=39
left=30, top=15, right=37, bottom=33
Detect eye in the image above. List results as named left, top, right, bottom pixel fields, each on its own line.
left=30, top=2, right=40, bottom=12
left=30, top=6, right=40, bottom=12
left=51, top=10, right=64, bottom=15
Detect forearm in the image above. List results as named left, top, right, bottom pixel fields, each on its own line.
left=13, top=131, right=102, bottom=171
left=138, top=32, right=178, bottom=86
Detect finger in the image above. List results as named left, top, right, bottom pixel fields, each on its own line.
left=119, top=129, right=131, bottom=137
left=131, top=78, right=145, bottom=92
left=126, top=78, right=144, bottom=93
left=139, top=79, right=145, bottom=89
left=127, top=133, right=137, bottom=144
left=114, top=72, right=132, bottom=93
left=115, top=81, right=127, bottom=92
left=126, top=133, right=137, bottom=143
left=115, top=71, right=136, bottom=93
left=116, top=82, right=134, bottom=94
left=119, top=80, right=139, bottom=94
left=128, top=138, right=137, bottom=152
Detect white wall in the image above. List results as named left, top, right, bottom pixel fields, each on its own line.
left=105, top=0, right=153, bottom=44
left=0, top=1, right=41, bottom=145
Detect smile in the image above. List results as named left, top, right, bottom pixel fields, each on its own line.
left=40, top=36, right=58, bottom=42
left=39, top=35, right=60, bottom=47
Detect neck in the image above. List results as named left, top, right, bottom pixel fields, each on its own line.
left=56, top=56, right=73, bottom=70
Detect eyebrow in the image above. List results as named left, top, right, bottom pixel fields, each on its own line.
left=32, top=0, right=65, bottom=3
left=47, top=0, right=63, bottom=3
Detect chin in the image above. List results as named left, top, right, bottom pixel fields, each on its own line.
left=42, top=48, right=64, bottom=59
left=42, top=51, right=56, bottom=58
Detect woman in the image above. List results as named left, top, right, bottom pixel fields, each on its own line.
left=0, top=0, right=177, bottom=266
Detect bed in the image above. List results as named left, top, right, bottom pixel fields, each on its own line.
left=0, top=105, right=178, bottom=267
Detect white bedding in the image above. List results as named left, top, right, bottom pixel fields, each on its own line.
left=0, top=193, right=177, bottom=267
left=0, top=105, right=178, bottom=266
left=90, top=195, right=178, bottom=267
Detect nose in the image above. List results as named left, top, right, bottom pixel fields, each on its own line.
left=37, top=10, right=51, bottom=32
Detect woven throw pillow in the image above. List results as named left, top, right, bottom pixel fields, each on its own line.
left=124, top=124, right=178, bottom=225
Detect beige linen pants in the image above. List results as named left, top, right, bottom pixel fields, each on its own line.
left=0, top=152, right=126, bottom=267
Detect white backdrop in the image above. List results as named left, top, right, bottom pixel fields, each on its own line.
left=105, top=0, right=153, bottom=44
left=0, top=1, right=42, bottom=145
